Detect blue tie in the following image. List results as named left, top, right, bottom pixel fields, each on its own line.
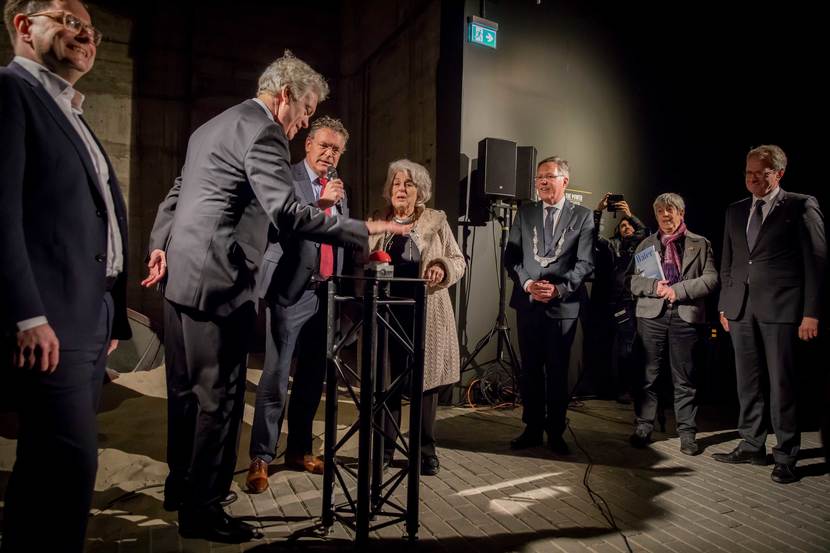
left=544, top=206, right=557, bottom=256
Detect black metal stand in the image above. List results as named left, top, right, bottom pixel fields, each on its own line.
left=321, top=274, right=427, bottom=546
left=459, top=200, right=522, bottom=401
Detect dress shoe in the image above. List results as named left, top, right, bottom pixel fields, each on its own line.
left=548, top=435, right=571, bottom=455
left=285, top=451, right=324, bottom=475
left=771, top=463, right=798, bottom=484
left=164, top=491, right=238, bottom=512
left=629, top=427, right=652, bottom=448
left=712, top=446, right=768, bottom=465
left=679, top=434, right=700, bottom=456
left=246, top=458, right=269, bottom=494
left=179, top=505, right=263, bottom=543
left=421, top=455, right=440, bottom=476
left=510, top=429, right=543, bottom=450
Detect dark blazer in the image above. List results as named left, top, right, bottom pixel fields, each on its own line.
left=719, top=189, right=826, bottom=323
left=149, top=99, right=367, bottom=316
left=506, top=199, right=595, bottom=319
left=258, top=161, right=350, bottom=307
left=629, top=231, right=719, bottom=324
left=0, top=62, right=130, bottom=345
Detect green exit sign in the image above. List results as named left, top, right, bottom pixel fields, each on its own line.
left=468, top=16, right=498, bottom=49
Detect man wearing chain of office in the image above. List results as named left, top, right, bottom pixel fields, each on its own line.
left=505, top=156, right=595, bottom=455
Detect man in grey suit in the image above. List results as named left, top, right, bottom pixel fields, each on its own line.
left=142, top=52, right=403, bottom=542
left=246, top=116, right=351, bottom=493
left=505, top=156, right=594, bottom=455
left=714, top=144, right=826, bottom=484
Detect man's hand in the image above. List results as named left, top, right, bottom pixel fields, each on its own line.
left=799, top=316, right=819, bottom=341
left=141, top=249, right=167, bottom=288
left=528, top=280, right=557, bottom=303
left=655, top=280, right=677, bottom=303
left=615, top=200, right=632, bottom=217
left=107, top=339, right=119, bottom=355
left=15, top=323, right=60, bottom=373
left=719, top=312, right=730, bottom=332
left=596, top=192, right=611, bottom=212
left=318, top=178, right=345, bottom=210
left=366, top=220, right=411, bottom=236
left=424, top=264, right=445, bottom=287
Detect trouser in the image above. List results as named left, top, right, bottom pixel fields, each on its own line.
left=635, top=305, right=699, bottom=435
left=729, top=294, right=799, bottom=465
left=249, top=288, right=326, bottom=462
left=516, top=307, right=578, bottom=438
left=2, top=294, right=112, bottom=553
left=163, top=299, right=254, bottom=510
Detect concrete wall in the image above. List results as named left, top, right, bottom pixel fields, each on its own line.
left=454, top=1, right=647, bottom=394
left=338, top=0, right=440, bottom=219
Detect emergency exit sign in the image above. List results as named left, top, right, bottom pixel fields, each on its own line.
left=468, top=16, right=498, bottom=49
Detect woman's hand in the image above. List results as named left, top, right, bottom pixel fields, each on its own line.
left=424, top=264, right=445, bottom=287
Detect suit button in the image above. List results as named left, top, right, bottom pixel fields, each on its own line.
left=95, top=254, right=106, bottom=262
left=748, top=260, right=753, bottom=265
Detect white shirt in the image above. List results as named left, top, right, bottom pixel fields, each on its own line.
left=746, top=185, right=781, bottom=232
left=14, top=56, right=123, bottom=331
left=251, top=97, right=274, bottom=121
left=523, top=196, right=567, bottom=293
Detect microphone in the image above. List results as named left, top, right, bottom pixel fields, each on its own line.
left=325, top=165, right=342, bottom=210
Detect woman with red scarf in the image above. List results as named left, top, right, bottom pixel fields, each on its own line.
left=628, top=193, right=719, bottom=455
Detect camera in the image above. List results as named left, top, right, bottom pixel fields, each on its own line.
left=607, top=193, right=624, bottom=211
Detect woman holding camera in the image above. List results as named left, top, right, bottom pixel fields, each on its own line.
left=591, top=193, right=648, bottom=402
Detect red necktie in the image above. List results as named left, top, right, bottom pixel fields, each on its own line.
left=318, top=177, right=334, bottom=279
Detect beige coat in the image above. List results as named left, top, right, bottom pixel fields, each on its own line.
left=368, top=208, right=466, bottom=391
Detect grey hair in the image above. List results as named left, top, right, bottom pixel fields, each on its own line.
left=747, top=144, right=787, bottom=172
left=537, top=155, right=570, bottom=178
left=257, top=50, right=329, bottom=102
left=382, top=159, right=432, bottom=206
left=308, top=115, right=349, bottom=145
left=653, top=192, right=685, bottom=212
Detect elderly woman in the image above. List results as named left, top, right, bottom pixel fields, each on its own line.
left=628, top=193, right=718, bottom=455
left=368, top=159, right=465, bottom=476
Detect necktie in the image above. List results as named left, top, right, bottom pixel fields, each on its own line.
left=318, top=177, right=334, bottom=279
left=544, top=206, right=557, bottom=255
left=746, top=199, right=765, bottom=252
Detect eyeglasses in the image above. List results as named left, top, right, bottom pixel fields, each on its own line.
left=534, top=174, right=564, bottom=182
left=27, top=11, right=103, bottom=46
left=744, top=170, right=776, bottom=179
left=313, top=141, right=345, bottom=156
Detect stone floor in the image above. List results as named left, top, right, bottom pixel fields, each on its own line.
left=1, top=367, right=829, bottom=552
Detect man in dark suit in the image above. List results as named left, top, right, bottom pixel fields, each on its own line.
left=0, top=1, right=130, bottom=550
left=246, top=116, right=351, bottom=493
left=142, top=53, right=402, bottom=542
left=714, top=144, right=826, bottom=484
left=505, top=156, right=595, bottom=454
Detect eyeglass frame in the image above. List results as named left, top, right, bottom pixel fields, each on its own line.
left=743, top=169, right=779, bottom=180
left=310, top=139, right=346, bottom=157
left=534, top=173, right=565, bottom=182
left=26, top=10, right=103, bottom=47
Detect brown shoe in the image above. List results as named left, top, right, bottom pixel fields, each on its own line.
left=285, top=452, right=324, bottom=475
left=246, top=458, right=269, bottom=494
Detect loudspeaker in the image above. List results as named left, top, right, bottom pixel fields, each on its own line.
left=515, top=146, right=537, bottom=201
left=477, top=138, right=517, bottom=198
left=467, top=158, right=489, bottom=226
